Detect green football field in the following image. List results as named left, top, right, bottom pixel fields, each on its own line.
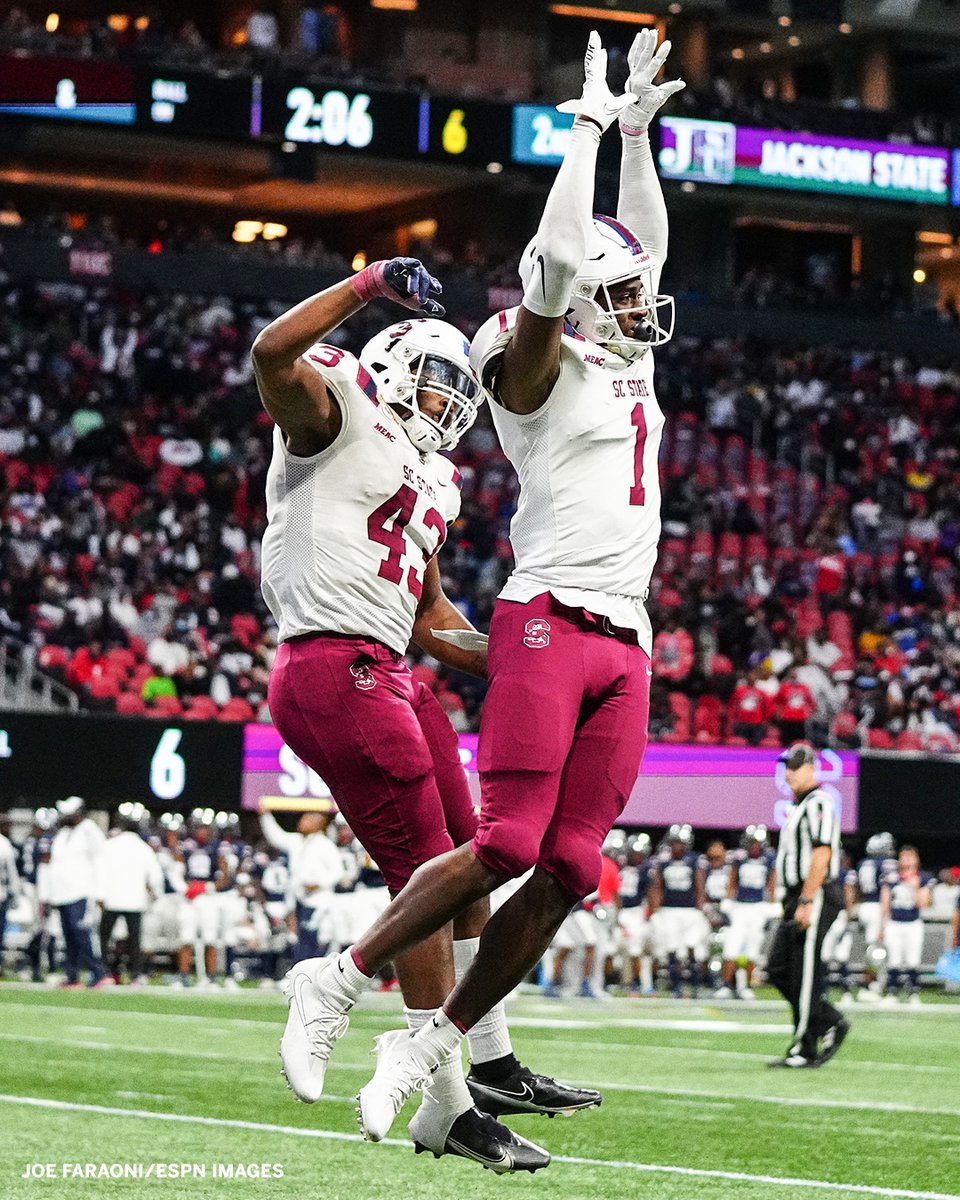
left=1, top=984, right=958, bottom=1200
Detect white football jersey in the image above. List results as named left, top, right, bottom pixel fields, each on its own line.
left=470, top=308, right=664, bottom=652
left=261, top=344, right=462, bottom=654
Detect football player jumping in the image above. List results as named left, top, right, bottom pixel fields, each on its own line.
left=264, top=28, right=685, bottom=1148
left=255, top=258, right=579, bottom=1172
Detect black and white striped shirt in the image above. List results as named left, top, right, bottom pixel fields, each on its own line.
left=775, top=787, right=841, bottom=891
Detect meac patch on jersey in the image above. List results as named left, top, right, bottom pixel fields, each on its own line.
left=470, top=307, right=665, bottom=609
left=260, top=344, right=462, bottom=654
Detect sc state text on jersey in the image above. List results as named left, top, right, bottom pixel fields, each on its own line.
left=403, top=464, right=438, bottom=502
left=611, top=378, right=650, bottom=399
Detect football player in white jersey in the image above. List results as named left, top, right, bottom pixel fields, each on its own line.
left=289, top=30, right=685, bottom=1145
left=255, top=257, right=575, bottom=1172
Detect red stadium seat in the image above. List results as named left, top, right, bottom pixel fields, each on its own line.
left=115, top=692, right=147, bottom=716
left=866, top=729, right=893, bottom=750
left=894, top=731, right=924, bottom=752
left=105, top=647, right=136, bottom=676
left=86, top=674, right=120, bottom=701
left=184, top=696, right=219, bottom=720
left=218, top=698, right=255, bottom=722
left=149, top=695, right=183, bottom=717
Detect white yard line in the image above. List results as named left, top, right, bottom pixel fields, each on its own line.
left=0, top=1094, right=956, bottom=1200
left=591, top=1080, right=960, bottom=1119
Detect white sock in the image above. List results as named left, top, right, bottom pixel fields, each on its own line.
left=454, top=937, right=513, bottom=1065
left=324, top=949, right=371, bottom=1003
left=405, top=1007, right=471, bottom=1115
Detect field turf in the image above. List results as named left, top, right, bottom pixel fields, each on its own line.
left=1, top=984, right=958, bottom=1200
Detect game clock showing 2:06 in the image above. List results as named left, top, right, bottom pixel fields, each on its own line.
left=0, top=713, right=243, bottom=810
left=260, top=74, right=422, bottom=154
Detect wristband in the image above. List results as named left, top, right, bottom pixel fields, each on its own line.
left=619, top=120, right=649, bottom=137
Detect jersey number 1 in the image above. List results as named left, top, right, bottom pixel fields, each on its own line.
left=630, top=403, right=647, bottom=506
left=367, top=484, right=445, bottom=600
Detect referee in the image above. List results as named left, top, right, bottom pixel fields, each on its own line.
left=767, top=743, right=850, bottom=1068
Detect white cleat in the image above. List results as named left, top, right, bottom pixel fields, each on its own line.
left=738, top=987, right=756, bottom=1001
left=907, top=992, right=923, bottom=1008
left=279, top=958, right=353, bottom=1103
left=357, top=1028, right=444, bottom=1143
left=713, top=986, right=734, bottom=999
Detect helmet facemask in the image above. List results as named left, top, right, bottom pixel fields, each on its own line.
left=571, top=264, right=675, bottom=361
left=360, top=319, right=485, bottom=454
left=390, top=346, right=483, bottom=453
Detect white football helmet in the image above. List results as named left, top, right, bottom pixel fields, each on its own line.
left=667, top=822, right=694, bottom=849
left=520, top=215, right=674, bottom=360
left=866, top=832, right=896, bottom=858
left=359, top=318, right=485, bottom=453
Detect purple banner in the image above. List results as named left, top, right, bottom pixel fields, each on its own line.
left=243, top=725, right=857, bottom=832
left=658, top=116, right=951, bottom=205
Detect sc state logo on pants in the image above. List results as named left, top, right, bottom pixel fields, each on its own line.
left=523, top=618, right=552, bottom=649
left=349, top=663, right=377, bottom=691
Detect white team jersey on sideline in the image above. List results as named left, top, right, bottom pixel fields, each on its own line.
left=261, top=344, right=462, bottom=654
left=470, top=307, right=665, bottom=654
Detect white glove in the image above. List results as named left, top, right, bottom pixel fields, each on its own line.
left=557, top=30, right=636, bottom=133
left=431, top=628, right=489, bottom=651
left=620, top=27, right=686, bottom=134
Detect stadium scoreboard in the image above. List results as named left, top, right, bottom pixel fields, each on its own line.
left=136, top=68, right=254, bottom=139
left=1, top=53, right=957, bottom=203
left=0, top=712, right=242, bottom=809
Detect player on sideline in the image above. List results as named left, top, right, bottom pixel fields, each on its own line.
left=272, top=28, right=683, bottom=1144
left=253, top=255, right=584, bottom=1173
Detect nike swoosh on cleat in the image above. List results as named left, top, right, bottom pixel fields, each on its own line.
left=447, top=1139, right=510, bottom=1169
left=484, top=1081, right=535, bottom=1102
left=293, top=973, right=311, bottom=1026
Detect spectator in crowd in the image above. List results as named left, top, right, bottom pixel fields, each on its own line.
left=47, top=797, right=108, bottom=988
left=728, top=670, right=770, bottom=745
left=773, top=666, right=817, bottom=743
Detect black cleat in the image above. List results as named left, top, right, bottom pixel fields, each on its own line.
left=409, top=1104, right=551, bottom=1174
left=467, top=1064, right=602, bottom=1117
left=816, top=1017, right=850, bottom=1066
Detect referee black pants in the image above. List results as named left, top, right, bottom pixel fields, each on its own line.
left=766, top=883, right=843, bottom=1059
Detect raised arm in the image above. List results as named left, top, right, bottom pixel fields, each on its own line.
left=497, top=32, right=634, bottom=416
left=250, top=259, right=444, bottom=456
left=617, top=29, right=685, bottom=290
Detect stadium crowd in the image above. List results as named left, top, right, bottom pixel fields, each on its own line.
left=1, top=805, right=957, bottom=1001
left=1, top=231, right=960, bottom=749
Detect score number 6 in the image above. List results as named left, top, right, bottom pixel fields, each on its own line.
left=150, top=728, right=186, bottom=801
